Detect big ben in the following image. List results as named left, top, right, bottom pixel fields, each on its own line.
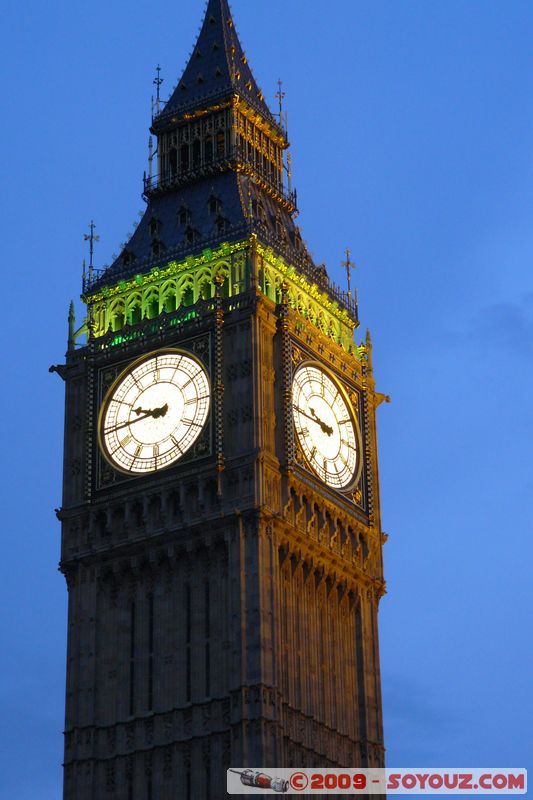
left=55, top=0, right=387, bottom=797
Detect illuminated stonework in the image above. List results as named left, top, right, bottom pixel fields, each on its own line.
left=82, top=237, right=359, bottom=354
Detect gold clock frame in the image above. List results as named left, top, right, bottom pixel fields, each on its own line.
left=292, top=360, right=364, bottom=493
left=97, top=347, right=212, bottom=476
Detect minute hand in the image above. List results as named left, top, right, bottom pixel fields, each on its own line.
left=293, top=405, right=333, bottom=436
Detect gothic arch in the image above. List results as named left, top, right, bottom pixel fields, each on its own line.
left=160, top=280, right=178, bottom=313
left=142, top=286, right=160, bottom=319
left=107, top=298, right=125, bottom=332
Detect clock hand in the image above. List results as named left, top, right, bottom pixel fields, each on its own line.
left=293, top=405, right=333, bottom=436
left=309, top=407, right=334, bottom=437
left=106, top=404, right=169, bottom=434
left=134, top=403, right=169, bottom=419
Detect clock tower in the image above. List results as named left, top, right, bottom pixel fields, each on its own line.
left=56, top=1, right=387, bottom=797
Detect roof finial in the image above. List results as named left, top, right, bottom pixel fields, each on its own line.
left=148, top=136, right=154, bottom=181
left=68, top=301, right=76, bottom=351
left=275, top=79, right=286, bottom=128
left=153, top=65, right=164, bottom=115
left=84, top=221, right=100, bottom=282
left=341, top=248, right=357, bottom=297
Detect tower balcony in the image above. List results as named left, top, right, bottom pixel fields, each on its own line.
left=143, top=146, right=297, bottom=215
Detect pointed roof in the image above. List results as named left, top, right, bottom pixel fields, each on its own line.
left=155, top=0, right=277, bottom=127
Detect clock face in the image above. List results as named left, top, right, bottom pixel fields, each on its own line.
left=292, top=363, right=360, bottom=490
left=99, top=350, right=210, bottom=474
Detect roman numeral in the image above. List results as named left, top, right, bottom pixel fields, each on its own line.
left=120, top=434, right=132, bottom=448
left=182, top=418, right=201, bottom=428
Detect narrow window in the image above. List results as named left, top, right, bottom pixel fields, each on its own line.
left=355, top=603, right=367, bottom=743
left=282, top=581, right=289, bottom=695
left=216, top=131, right=225, bottom=158
left=185, top=227, right=197, bottom=246
left=169, top=148, right=177, bottom=176
left=319, top=600, right=325, bottom=720
left=193, top=139, right=201, bottom=167
left=204, top=581, right=210, bottom=697
left=129, top=601, right=136, bottom=716
left=295, top=589, right=301, bottom=709
left=148, top=593, right=154, bottom=711
left=204, top=136, right=213, bottom=164
left=180, top=143, right=189, bottom=171
left=185, top=584, right=191, bottom=702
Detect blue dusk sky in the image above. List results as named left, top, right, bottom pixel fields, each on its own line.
left=0, top=1, right=531, bottom=797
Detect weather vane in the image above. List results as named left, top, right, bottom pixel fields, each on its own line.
left=341, top=248, right=357, bottom=296
left=84, top=221, right=100, bottom=280
left=275, top=79, right=286, bottom=127
left=153, top=65, right=163, bottom=114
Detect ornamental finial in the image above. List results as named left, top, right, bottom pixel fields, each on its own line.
left=153, top=65, right=163, bottom=115
left=341, top=248, right=357, bottom=297
left=275, top=79, right=286, bottom=128
left=148, top=136, right=154, bottom=180
left=84, top=221, right=100, bottom=281
left=68, top=301, right=76, bottom=351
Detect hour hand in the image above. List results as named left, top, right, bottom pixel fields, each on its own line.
left=106, top=404, right=169, bottom=433
left=134, top=403, right=168, bottom=419
left=309, top=407, right=333, bottom=437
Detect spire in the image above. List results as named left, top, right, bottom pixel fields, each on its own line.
left=157, top=0, right=276, bottom=126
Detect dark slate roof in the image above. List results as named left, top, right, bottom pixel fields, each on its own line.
left=154, top=0, right=278, bottom=129
left=89, top=1, right=328, bottom=295
left=91, top=174, right=319, bottom=291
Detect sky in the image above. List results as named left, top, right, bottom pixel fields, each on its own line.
left=0, top=0, right=531, bottom=797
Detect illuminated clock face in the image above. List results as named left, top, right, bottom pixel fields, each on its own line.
left=99, top=351, right=210, bottom=474
left=292, top=363, right=360, bottom=489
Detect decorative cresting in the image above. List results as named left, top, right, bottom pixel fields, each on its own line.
left=82, top=241, right=247, bottom=339
left=81, top=237, right=360, bottom=353
left=255, top=242, right=358, bottom=352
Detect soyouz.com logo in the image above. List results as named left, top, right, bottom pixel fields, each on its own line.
left=227, top=768, right=527, bottom=794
